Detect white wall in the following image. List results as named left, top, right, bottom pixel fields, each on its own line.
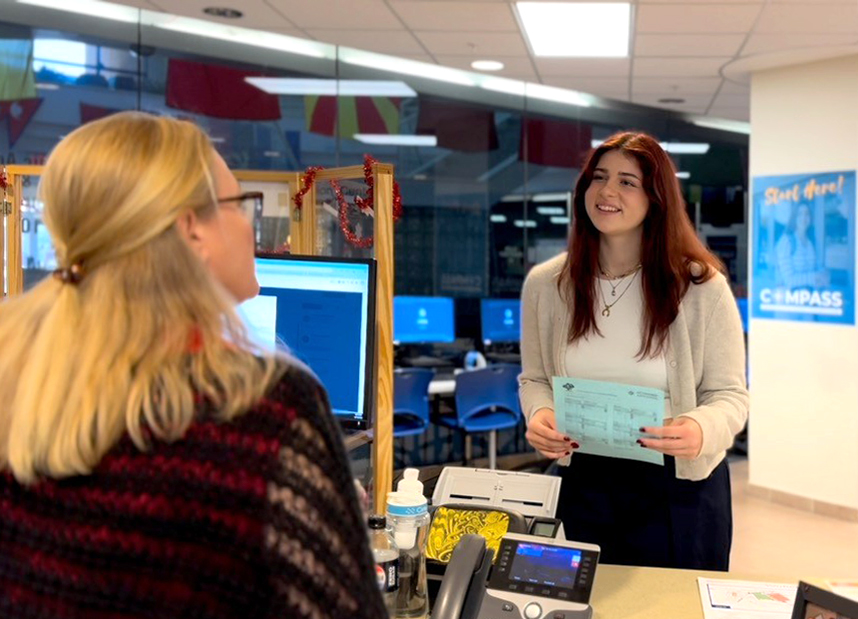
left=749, top=54, right=858, bottom=509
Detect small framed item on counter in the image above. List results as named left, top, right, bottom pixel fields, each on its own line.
left=791, top=581, right=858, bottom=619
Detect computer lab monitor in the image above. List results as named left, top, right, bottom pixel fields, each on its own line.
left=239, top=254, right=376, bottom=429
left=480, top=298, right=521, bottom=345
left=394, top=296, right=455, bottom=344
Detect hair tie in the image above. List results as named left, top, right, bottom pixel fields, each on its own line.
left=52, top=263, right=85, bottom=286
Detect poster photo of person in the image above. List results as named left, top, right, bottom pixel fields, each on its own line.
left=752, top=170, right=855, bottom=325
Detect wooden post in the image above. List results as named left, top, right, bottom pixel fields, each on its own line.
left=372, top=163, right=395, bottom=515
left=8, top=174, right=23, bottom=296
left=288, top=171, right=317, bottom=256
left=2, top=167, right=39, bottom=296
left=0, top=172, right=6, bottom=298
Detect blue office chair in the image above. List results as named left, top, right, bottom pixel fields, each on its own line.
left=436, top=364, right=523, bottom=470
left=393, top=369, right=435, bottom=467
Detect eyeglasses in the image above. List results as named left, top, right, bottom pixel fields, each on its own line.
left=217, top=191, right=264, bottom=224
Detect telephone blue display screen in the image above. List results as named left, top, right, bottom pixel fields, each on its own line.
left=394, top=296, right=455, bottom=344
left=481, top=298, right=521, bottom=344
left=509, top=543, right=581, bottom=588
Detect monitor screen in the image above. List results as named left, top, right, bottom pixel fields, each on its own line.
left=239, top=255, right=376, bottom=428
left=394, top=296, right=455, bottom=344
left=509, top=543, right=581, bottom=589
left=481, top=298, right=521, bottom=344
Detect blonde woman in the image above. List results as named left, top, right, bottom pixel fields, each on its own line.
left=0, top=112, right=386, bottom=619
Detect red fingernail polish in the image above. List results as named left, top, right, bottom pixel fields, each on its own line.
left=636, top=439, right=643, bottom=445
left=564, top=437, right=572, bottom=442
left=571, top=442, right=580, bottom=449
left=639, top=427, right=646, bottom=433
left=565, top=451, right=571, bottom=456
left=639, top=443, right=646, bottom=448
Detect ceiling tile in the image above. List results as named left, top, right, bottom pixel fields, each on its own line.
left=719, top=81, right=750, bottom=96
left=634, top=57, right=730, bottom=78
left=707, top=107, right=750, bottom=121
left=434, top=55, right=537, bottom=79
left=637, top=4, right=762, bottom=34
left=542, top=76, right=630, bottom=99
left=634, top=34, right=745, bottom=57
left=146, top=0, right=296, bottom=29
left=633, top=99, right=709, bottom=114
left=306, top=29, right=425, bottom=55
left=390, top=2, right=518, bottom=32
left=711, top=92, right=749, bottom=108
left=535, top=57, right=631, bottom=78
left=114, top=0, right=165, bottom=8
left=632, top=77, right=722, bottom=95
left=743, top=33, right=858, bottom=54
left=637, top=0, right=761, bottom=3
left=267, top=0, right=403, bottom=29
left=755, top=4, right=858, bottom=33
left=633, top=93, right=713, bottom=107
left=414, top=31, right=528, bottom=55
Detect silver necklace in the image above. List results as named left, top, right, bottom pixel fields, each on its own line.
left=599, top=268, right=640, bottom=317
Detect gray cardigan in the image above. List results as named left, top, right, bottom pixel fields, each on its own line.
left=519, top=253, right=749, bottom=481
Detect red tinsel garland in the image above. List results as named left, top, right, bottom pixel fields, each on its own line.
left=0, top=168, right=7, bottom=191
left=291, top=155, right=403, bottom=249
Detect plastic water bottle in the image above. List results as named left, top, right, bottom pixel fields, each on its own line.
left=368, top=514, right=399, bottom=617
left=386, top=469, right=431, bottom=619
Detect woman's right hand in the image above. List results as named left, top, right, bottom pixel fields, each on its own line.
left=526, top=408, right=577, bottom=459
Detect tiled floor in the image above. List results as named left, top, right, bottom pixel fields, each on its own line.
left=729, top=457, right=858, bottom=579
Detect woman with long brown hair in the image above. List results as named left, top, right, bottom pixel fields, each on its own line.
left=520, top=131, right=748, bottom=570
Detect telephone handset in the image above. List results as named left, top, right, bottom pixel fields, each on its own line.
left=432, top=534, right=493, bottom=619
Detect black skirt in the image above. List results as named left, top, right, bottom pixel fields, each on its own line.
left=555, top=453, right=732, bottom=570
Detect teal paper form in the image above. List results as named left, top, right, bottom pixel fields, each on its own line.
left=552, top=376, right=665, bottom=466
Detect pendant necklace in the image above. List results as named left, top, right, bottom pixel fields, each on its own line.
left=599, top=268, right=640, bottom=317
left=599, top=263, right=642, bottom=297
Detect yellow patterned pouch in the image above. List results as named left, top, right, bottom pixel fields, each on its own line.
left=425, top=507, right=510, bottom=564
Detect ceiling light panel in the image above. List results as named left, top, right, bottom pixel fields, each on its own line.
left=516, top=2, right=631, bottom=58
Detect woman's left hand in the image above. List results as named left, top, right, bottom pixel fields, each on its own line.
left=638, top=417, right=703, bottom=460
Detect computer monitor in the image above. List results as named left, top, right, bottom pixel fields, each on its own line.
left=239, top=254, right=376, bottom=429
left=481, top=298, right=521, bottom=345
left=394, top=296, right=455, bottom=344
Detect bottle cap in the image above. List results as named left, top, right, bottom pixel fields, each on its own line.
left=368, top=514, right=387, bottom=530
left=396, top=468, right=424, bottom=497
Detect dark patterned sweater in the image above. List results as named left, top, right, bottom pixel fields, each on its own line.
left=0, top=366, right=387, bottom=619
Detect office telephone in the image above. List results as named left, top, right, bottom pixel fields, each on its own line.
left=433, top=533, right=600, bottom=619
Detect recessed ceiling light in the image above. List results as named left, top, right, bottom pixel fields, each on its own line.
left=515, top=2, right=631, bottom=57
left=658, top=97, right=686, bottom=104
left=203, top=7, right=242, bottom=18
left=471, top=60, right=505, bottom=72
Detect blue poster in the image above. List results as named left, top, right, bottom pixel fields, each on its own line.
left=752, top=170, right=856, bottom=324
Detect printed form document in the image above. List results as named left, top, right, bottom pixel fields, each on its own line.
left=552, top=376, right=664, bottom=466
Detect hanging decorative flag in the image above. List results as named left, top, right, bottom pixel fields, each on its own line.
left=0, top=98, right=43, bottom=147
left=0, top=39, right=36, bottom=102
left=520, top=117, right=592, bottom=169
left=166, top=58, right=281, bottom=121
left=304, top=95, right=401, bottom=138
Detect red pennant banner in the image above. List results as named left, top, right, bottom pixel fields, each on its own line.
left=0, top=98, right=43, bottom=147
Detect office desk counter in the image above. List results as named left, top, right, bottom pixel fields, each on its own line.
left=590, top=564, right=804, bottom=619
